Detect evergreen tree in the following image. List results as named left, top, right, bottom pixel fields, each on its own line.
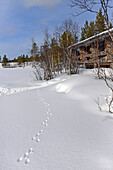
left=31, top=41, right=39, bottom=64
left=17, top=56, right=22, bottom=66
left=60, top=31, right=74, bottom=74
left=50, top=37, right=61, bottom=74
left=25, top=55, right=29, bottom=65
left=81, top=20, right=89, bottom=40
left=109, top=22, right=113, bottom=29
left=86, top=21, right=95, bottom=38
left=95, top=8, right=106, bottom=33
left=13, top=58, right=17, bottom=62
left=40, top=29, right=51, bottom=80
left=62, top=18, right=78, bottom=44
left=22, top=54, right=26, bottom=67
left=61, top=31, right=73, bottom=48
left=2, top=55, right=8, bottom=67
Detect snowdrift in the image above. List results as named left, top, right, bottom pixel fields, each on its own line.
left=0, top=67, right=113, bottom=170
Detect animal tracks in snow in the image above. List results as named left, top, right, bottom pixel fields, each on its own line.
left=17, top=89, right=53, bottom=166
left=0, top=86, right=40, bottom=96
left=17, top=148, right=34, bottom=165
left=31, top=129, right=43, bottom=142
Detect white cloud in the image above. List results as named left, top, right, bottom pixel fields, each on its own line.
left=22, top=0, right=62, bottom=8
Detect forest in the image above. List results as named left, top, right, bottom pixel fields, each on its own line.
left=1, top=7, right=113, bottom=80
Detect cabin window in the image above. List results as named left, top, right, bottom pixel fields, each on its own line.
left=87, top=46, right=91, bottom=54
left=99, top=41, right=105, bottom=51
left=76, top=50, right=80, bottom=56
left=78, top=57, right=81, bottom=61
left=87, top=57, right=90, bottom=60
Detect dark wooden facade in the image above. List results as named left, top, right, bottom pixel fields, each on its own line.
left=69, top=28, right=113, bottom=69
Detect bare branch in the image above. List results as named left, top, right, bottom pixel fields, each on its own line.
left=94, top=97, right=102, bottom=111
left=70, top=0, right=99, bottom=16
left=70, top=0, right=113, bottom=41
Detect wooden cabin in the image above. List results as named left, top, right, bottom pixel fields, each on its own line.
left=68, top=28, right=113, bottom=69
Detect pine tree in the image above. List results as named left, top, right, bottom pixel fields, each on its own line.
left=109, top=22, right=113, bottom=29
left=50, top=37, right=62, bottom=74
left=25, top=55, right=29, bottom=65
left=22, top=54, right=26, bottom=67
left=2, top=55, right=8, bottom=67
left=86, top=21, right=95, bottom=38
left=95, top=8, right=106, bottom=33
left=81, top=20, right=89, bottom=40
left=61, top=31, right=73, bottom=48
left=31, top=41, right=39, bottom=65
left=17, top=56, right=22, bottom=66
left=60, top=31, right=74, bottom=74
left=40, top=29, right=52, bottom=80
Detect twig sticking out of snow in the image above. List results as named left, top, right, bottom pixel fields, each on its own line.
left=94, top=97, right=102, bottom=111
left=105, top=94, right=113, bottom=114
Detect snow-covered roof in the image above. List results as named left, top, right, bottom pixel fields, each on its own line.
left=68, top=28, right=113, bottom=49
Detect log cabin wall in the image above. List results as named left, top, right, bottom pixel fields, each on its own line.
left=70, top=29, right=113, bottom=69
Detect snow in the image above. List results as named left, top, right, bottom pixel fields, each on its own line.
left=56, top=83, right=71, bottom=93
left=0, top=66, right=113, bottom=170
left=68, top=27, right=113, bottom=49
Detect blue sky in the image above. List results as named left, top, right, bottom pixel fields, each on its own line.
left=0, top=0, right=112, bottom=59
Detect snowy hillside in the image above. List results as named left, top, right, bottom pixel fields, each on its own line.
left=0, top=66, right=113, bottom=170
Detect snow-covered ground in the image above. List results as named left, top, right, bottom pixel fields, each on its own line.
left=0, top=66, right=113, bottom=170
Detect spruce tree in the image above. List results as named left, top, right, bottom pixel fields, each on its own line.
left=2, top=55, right=8, bottom=67
left=86, top=21, right=95, bottom=38
left=31, top=41, right=39, bottom=64
left=61, top=31, right=72, bottom=48
left=81, top=20, right=89, bottom=40
left=17, top=56, right=22, bottom=66
left=95, top=9, right=106, bottom=33
left=22, top=54, right=26, bottom=67
left=25, top=55, right=29, bottom=65
left=109, top=22, right=113, bottom=29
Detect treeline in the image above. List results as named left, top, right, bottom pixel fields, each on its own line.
left=2, top=9, right=112, bottom=80
left=2, top=18, right=79, bottom=72
left=81, top=9, right=112, bottom=40
left=31, top=9, right=112, bottom=80
left=31, top=18, right=79, bottom=80
left=2, top=54, right=38, bottom=67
